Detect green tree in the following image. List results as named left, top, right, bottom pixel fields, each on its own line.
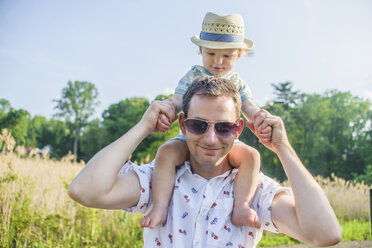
left=39, top=119, right=72, bottom=158
left=0, top=98, right=11, bottom=119
left=53, top=81, right=99, bottom=160
left=102, top=97, right=150, bottom=162
left=290, top=91, right=371, bottom=179
left=259, top=88, right=372, bottom=181
left=0, top=108, right=31, bottom=146
left=99, top=94, right=178, bottom=163
left=26, top=115, right=48, bottom=148
left=271, top=81, right=299, bottom=110
left=79, top=119, right=105, bottom=162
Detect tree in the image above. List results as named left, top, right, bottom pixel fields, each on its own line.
left=0, top=98, right=11, bottom=119
left=271, top=81, right=299, bottom=110
left=0, top=108, right=31, bottom=146
left=54, top=81, right=99, bottom=160
left=79, top=119, right=105, bottom=162
left=260, top=87, right=372, bottom=181
left=39, top=119, right=72, bottom=158
left=101, top=97, right=150, bottom=162
left=99, top=94, right=178, bottom=163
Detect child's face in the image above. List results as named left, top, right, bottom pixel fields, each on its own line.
left=201, top=47, right=242, bottom=76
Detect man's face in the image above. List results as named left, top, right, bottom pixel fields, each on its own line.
left=180, top=94, right=243, bottom=178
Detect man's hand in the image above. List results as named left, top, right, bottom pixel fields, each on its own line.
left=140, top=99, right=177, bottom=134
left=246, top=110, right=289, bottom=153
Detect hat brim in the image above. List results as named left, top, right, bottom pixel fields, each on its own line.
left=191, top=35, right=254, bottom=50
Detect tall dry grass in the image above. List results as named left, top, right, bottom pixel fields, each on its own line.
left=281, top=173, right=370, bottom=221
left=0, top=154, right=143, bottom=247
left=315, top=173, right=370, bottom=221
left=1, top=153, right=370, bottom=247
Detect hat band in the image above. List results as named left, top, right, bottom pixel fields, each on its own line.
left=200, top=31, right=244, bottom=43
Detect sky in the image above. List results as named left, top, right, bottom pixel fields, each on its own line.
left=1, top=0, right=372, bottom=120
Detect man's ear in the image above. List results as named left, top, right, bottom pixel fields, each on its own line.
left=235, top=118, right=244, bottom=139
left=179, top=113, right=187, bottom=135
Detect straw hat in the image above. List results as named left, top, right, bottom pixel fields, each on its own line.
left=191, top=12, right=254, bottom=50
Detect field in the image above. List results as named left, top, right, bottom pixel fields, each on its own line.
left=0, top=154, right=371, bottom=247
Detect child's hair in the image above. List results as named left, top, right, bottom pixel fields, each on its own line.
left=198, top=46, right=253, bottom=57
left=182, top=76, right=242, bottom=119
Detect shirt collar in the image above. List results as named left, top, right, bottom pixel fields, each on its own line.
left=176, top=160, right=239, bottom=181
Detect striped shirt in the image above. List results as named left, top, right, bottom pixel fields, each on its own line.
left=175, top=65, right=253, bottom=102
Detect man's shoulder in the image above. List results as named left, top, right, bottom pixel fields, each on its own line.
left=120, top=161, right=154, bottom=175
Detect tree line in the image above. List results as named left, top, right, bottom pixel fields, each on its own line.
left=1, top=81, right=371, bottom=184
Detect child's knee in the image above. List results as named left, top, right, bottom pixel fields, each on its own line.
left=156, top=141, right=186, bottom=160
left=232, top=143, right=260, bottom=161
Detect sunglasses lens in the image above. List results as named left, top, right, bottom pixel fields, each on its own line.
left=215, top=122, right=238, bottom=138
left=185, top=119, right=238, bottom=137
left=185, top=119, right=208, bottom=135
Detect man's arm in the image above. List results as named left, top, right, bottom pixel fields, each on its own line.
left=246, top=112, right=342, bottom=247
left=68, top=100, right=176, bottom=210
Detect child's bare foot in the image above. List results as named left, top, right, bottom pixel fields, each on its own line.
left=231, top=204, right=261, bottom=228
left=140, top=205, right=168, bottom=229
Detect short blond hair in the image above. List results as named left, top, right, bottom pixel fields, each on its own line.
left=198, top=46, right=253, bottom=56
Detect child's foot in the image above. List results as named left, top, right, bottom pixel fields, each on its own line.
left=231, top=204, right=261, bottom=228
left=140, top=205, right=168, bottom=229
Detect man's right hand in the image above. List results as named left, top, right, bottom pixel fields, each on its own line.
left=140, top=99, right=177, bottom=134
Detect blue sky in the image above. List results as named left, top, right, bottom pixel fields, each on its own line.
left=1, top=0, right=371, bottom=120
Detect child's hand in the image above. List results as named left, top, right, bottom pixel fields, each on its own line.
left=253, top=110, right=273, bottom=145
left=156, top=98, right=177, bottom=133
left=157, top=113, right=172, bottom=133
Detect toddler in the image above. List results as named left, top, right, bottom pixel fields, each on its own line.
left=140, top=12, right=271, bottom=229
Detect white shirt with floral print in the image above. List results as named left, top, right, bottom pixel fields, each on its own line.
left=122, top=161, right=291, bottom=248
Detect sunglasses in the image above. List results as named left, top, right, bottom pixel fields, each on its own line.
left=184, top=118, right=239, bottom=138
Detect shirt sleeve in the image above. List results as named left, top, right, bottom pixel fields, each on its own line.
left=228, top=73, right=253, bottom=102
left=254, top=173, right=293, bottom=233
left=120, top=161, right=154, bottom=214
left=175, top=65, right=201, bottom=96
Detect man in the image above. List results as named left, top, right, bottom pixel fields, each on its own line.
left=69, top=76, right=341, bottom=247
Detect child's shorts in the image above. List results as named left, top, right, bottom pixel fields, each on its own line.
left=167, top=134, right=242, bottom=144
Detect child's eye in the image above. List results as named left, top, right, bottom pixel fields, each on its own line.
left=224, top=55, right=230, bottom=58
left=208, top=53, right=215, bottom=56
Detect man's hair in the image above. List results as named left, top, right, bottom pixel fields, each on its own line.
left=182, top=76, right=242, bottom=119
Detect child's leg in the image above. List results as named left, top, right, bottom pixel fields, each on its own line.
left=228, top=142, right=261, bottom=228
left=140, top=139, right=189, bottom=229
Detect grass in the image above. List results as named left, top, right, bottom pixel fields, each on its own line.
left=1, top=153, right=371, bottom=247
left=257, top=220, right=371, bottom=247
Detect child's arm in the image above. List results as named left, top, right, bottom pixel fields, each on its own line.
left=172, top=93, right=183, bottom=114
left=229, top=142, right=261, bottom=228
left=242, top=99, right=273, bottom=144
left=241, top=98, right=261, bottom=121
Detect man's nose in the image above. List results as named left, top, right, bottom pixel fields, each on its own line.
left=203, top=125, right=219, bottom=144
